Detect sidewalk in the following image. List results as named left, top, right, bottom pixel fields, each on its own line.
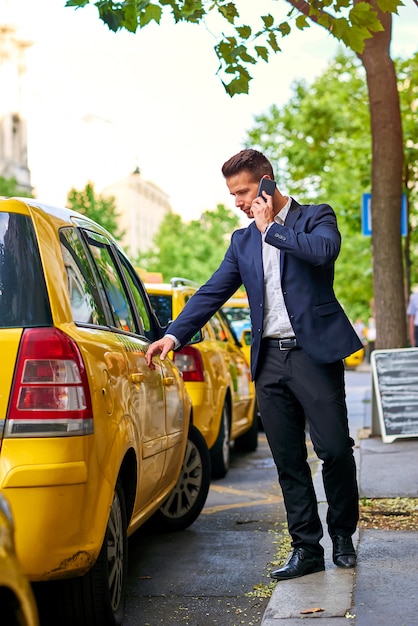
left=261, top=363, right=418, bottom=626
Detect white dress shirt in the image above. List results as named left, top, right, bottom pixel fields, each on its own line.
left=262, top=196, right=295, bottom=339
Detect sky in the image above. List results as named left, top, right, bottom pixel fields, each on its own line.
left=4, top=0, right=417, bottom=222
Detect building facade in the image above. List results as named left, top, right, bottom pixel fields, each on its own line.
left=0, top=24, right=32, bottom=192
left=102, top=167, right=172, bottom=257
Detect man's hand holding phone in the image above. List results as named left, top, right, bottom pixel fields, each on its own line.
left=252, top=176, right=276, bottom=233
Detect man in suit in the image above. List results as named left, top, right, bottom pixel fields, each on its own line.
left=146, top=149, right=362, bottom=580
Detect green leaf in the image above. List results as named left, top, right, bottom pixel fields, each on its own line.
left=278, top=21, right=291, bottom=36
left=236, top=25, right=252, bottom=39
left=267, top=31, right=281, bottom=53
left=343, top=25, right=374, bottom=53
left=97, top=6, right=127, bottom=32
left=215, top=36, right=237, bottom=61
left=239, top=48, right=257, bottom=64
left=377, top=0, right=404, bottom=13
left=218, top=2, right=239, bottom=24
left=224, top=74, right=251, bottom=96
left=139, top=3, right=163, bottom=26
left=261, top=14, right=274, bottom=29
left=349, top=2, right=384, bottom=31
left=255, top=45, right=269, bottom=62
left=295, top=14, right=310, bottom=29
left=65, top=0, right=89, bottom=7
left=317, top=13, right=331, bottom=29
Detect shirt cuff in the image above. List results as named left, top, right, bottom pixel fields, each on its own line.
left=165, top=333, right=180, bottom=350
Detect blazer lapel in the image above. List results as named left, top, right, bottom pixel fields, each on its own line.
left=281, top=199, right=301, bottom=278
left=249, top=221, right=264, bottom=289
left=284, top=198, right=301, bottom=229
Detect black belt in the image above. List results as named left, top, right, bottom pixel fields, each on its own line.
left=262, top=337, right=298, bottom=350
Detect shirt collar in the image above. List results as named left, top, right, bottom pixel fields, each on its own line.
left=275, top=196, right=292, bottom=225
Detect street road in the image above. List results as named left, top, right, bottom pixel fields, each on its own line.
left=124, top=432, right=288, bottom=626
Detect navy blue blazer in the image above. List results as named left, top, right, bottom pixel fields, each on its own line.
left=166, top=199, right=363, bottom=380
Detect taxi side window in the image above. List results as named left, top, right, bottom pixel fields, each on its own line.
left=118, top=252, right=153, bottom=339
left=84, top=231, right=137, bottom=334
left=60, top=228, right=107, bottom=326
left=208, top=314, right=228, bottom=342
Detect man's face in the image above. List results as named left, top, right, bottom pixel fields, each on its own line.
left=225, top=170, right=259, bottom=219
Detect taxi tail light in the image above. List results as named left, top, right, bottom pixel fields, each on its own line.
left=173, top=346, right=205, bottom=383
left=6, top=327, right=93, bottom=437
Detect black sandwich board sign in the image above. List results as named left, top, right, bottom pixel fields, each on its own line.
left=371, top=348, right=418, bottom=443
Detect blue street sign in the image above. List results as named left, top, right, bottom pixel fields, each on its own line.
left=362, top=193, right=407, bottom=236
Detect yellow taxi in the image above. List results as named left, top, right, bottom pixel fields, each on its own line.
left=344, top=347, right=365, bottom=369
left=0, top=493, right=39, bottom=626
left=222, top=292, right=251, bottom=366
left=146, top=278, right=257, bottom=479
left=0, top=198, right=210, bottom=626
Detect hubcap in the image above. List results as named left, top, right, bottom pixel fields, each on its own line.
left=107, top=490, right=124, bottom=612
left=160, top=439, right=202, bottom=518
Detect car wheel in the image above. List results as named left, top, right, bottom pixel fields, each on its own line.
left=234, top=405, right=258, bottom=453
left=210, top=401, right=231, bottom=479
left=40, top=479, right=128, bottom=626
left=155, top=424, right=211, bottom=531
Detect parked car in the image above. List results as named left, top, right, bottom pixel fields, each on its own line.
left=146, top=278, right=258, bottom=479
left=344, top=347, right=365, bottom=369
left=0, top=198, right=211, bottom=626
left=0, top=493, right=39, bottom=626
left=223, top=292, right=251, bottom=367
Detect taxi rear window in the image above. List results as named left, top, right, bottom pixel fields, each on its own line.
left=0, top=212, right=51, bottom=328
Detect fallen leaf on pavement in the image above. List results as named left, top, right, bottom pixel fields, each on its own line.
left=300, top=607, right=324, bottom=614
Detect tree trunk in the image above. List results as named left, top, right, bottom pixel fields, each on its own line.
left=358, top=0, right=407, bottom=349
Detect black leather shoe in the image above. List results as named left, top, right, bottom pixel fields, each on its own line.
left=270, top=548, right=325, bottom=580
left=332, top=535, right=356, bottom=568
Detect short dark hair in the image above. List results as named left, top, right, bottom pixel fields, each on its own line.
left=221, top=149, right=274, bottom=182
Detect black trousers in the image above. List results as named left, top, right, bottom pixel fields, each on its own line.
left=255, top=341, right=359, bottom=556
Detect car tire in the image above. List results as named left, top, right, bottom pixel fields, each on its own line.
left=210, top=401, right=231, bottom=479
left=38, top=479, right=128, bottom=626
left=154, top=423, right=211, bottom=531
left=234, top=406, right=258, bottom=453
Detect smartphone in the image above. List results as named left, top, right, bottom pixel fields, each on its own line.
left=257, top=177, right=276, bottom=201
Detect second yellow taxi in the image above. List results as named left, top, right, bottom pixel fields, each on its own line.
left=146, top=278, right=258, bottom=479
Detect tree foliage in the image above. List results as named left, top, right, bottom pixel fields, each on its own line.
left=65, top=0, right=402, bottom=96
left=0, top=176, right=33, bottom=198
left=66, top=181, right=125, bottom=241
left=138, top=203, right=240, bottom=284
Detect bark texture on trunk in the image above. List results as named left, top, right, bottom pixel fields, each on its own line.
left=358, top=1, right=406, bottom=349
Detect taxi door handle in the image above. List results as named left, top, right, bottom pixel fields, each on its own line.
left=130, top=372, right=145, bottom=384
left=163, top=376, right=175, bottom=386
